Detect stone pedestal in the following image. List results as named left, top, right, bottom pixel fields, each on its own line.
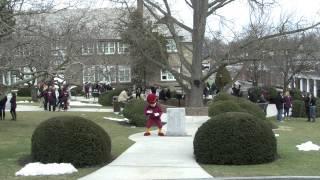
left=166, top=108, right=187, bottom=136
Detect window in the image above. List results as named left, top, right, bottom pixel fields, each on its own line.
left=83, top=66, right=95, bottom=82
left=105, top=42, right=115, bottom=54
left=160, top=68, right=180, bottom=81
left=97, top=41, right=115, bottom=55
left=96, top=65, right=107, bottom=82
left=166, top=39, right=177, bottom=53
left=82, top=43, right=94, bottom=55
left=51, top=43, right=66, bottom=56
left=118, top=42, right=129, bottom=54
left=106, top=66, right=117, bottom=83
left=118, top=66, right=131, bottom=82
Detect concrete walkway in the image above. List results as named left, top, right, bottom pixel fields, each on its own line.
left=79, top=116, right=212, bottom=180
left=79, top=104, right=279, bottom=180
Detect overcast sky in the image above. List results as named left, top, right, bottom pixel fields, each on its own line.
left=54, top=0, right=320, bottom=40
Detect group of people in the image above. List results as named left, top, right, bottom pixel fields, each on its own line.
left=38, top=85, right=69, bottom=112
left=275, top=91, right=316, bottom=122
left=0, top=92, right=17, bottom=120
left=84, top=82, right=113, bottom=99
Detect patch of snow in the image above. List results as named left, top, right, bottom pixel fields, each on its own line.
left=17, top=101, right=31, bottom=103
left=70, top=101, right=101, bottom=107
left=103, top=117, right=128, bottom=122
left=131, top=126, right=136, bottom=128
left=296, top=141, right=320, bottom=151
left=15, top=162, right=77, bottom=176
left=113, top=112, right=119, bottom=115
left=275, top=134, right=279, bottom=137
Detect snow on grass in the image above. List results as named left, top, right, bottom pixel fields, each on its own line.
left=104, top=117, right=128, bottom=122
left=15, top=162, right=77, bottom=176
left=296, top=141, right=320, bottom=151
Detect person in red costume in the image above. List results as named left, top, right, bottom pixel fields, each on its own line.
left=144, top=93, right=165, bottom=136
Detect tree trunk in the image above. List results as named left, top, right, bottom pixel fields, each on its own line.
left=31, top=86, right=38, bottom=102
left=187, top=1, right=208, bottom=107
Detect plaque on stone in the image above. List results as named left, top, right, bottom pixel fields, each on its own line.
left=166, top=108, right=187, bottom=136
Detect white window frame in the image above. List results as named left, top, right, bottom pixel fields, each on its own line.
left=166, top=39, right=178, bottom=53
left=82, top=43, right=94, bottom=55
left=96, top=65, right=107, bottom=82
left=118, top=65, right=131, bottom=83
left=117, top=42, right=129, bottom=54
left=104, top=42, right=115, bottom=55
left=106, top=66, right=117, bottom=83
left=83, top=65, right=95, bottom=83
left=160, top=67, right=180, bottom=81
left=97, top=41, right=105, bottom=55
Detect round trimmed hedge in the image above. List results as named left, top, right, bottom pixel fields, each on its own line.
left=292, top=100, right=306, bottom=117
left=292, top=99, right=320, bottom=117
left=123, top=99, right=147, bottom=127
left=208, top=100, right=245, bottom=117
left=31, top=116, right=111, bottom=167
left=213, top=92, right=240, bottom=103
left=98, top=89, right=122, bottom=106
left=194, top=112, right=277, bottom=165
left=17, top=87, right=31, bottom=97
left=209, top=97, right=266, bottom=120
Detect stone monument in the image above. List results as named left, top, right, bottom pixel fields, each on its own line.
left=166, top=108, right=187, bottom=136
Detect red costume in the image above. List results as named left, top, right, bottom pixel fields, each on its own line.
left=144, top=94, right=164, bottom=136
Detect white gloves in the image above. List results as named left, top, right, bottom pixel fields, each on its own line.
left=146, top=110, right=152, bottom=114
left=154, top=113, right=160, bottom=117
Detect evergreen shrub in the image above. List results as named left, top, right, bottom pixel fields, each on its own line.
left=98, top=89, right=123, bottom=106
left=194, top=112, right=277, bottom=165
left=17, top=87, right=31, bottom=97
left=123, top=99, right=147, bottom=127
left=31, top=116, right=111, bottom=167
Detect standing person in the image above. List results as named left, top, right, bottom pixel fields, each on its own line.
left=304, top=93, right=311, bottom=122
left=0, top=93, right=7, bottom=120
left=284, top=91, right=292, bottom=119
left=10, top=92, right=17, bottom=120
left=84, top=82, right=90, bottom=99
left=309, top=94, right=317, bottom=122
left=275, top=92, right=284, bottom=122
left=144, top=93, right=164, bottom=136
left=136, top=86, right=141, bottom=99
left=47, top=86, right=56, bottom=112
left=61, top=87, right=69, bottom=111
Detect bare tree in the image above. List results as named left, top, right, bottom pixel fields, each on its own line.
left=114, top=0, right=320, bottom=107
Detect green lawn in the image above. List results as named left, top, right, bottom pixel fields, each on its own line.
left=0, top=111, right=144, bottom=180
left=201, top=117, right=320, bottom=177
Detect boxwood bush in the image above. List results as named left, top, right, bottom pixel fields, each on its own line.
left=70, top=86, right=84, bottom=96
left=31, top=116, right=111, bottom=168
left=194, top=112, right=277, bottom=165
left=123, top=99, right=147, bottom=127
left=292, top=100, right=306, bottom=117
left=208, top=100, right=244, bottom=117
left=292, top=99, right=320, bottom=117
left=17, top=87, right=31, bottom=97
left=213, top=92, right=240, bottom=103
left=209, top=97, right=266, bottom=120
left=98, top=89, right=123, bottom=106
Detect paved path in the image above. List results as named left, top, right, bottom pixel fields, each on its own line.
left=80, top=104, right=279, bottom=180
left=79, top=116, right=212, bottom=180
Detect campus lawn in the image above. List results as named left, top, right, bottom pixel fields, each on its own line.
left=201, top=117, right=320, bottom=177
left=0, top=111, right=144, bottom=180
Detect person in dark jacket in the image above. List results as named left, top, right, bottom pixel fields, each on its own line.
left=274, top=92, right=284, bottom=122
left=304, top=93, right=311, bottom=122
left=0, top=94, right=8, bottom=120
left=309, top=93, right=317, bottom=122
left=10, top=92, right=17, bottom=120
